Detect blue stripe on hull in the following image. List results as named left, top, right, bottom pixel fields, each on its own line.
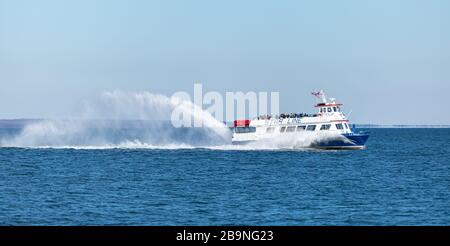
left=314, top=133, right=370, bottom=149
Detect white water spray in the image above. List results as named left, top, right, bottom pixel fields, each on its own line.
left=1, top=90, right=231, bottom=148
left=0, top=90, right=345, bottom=150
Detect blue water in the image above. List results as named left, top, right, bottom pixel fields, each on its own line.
left=0, top=128, right=449, bottom=225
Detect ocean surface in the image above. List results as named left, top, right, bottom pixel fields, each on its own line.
left=0, top=125, right=449, bottom=225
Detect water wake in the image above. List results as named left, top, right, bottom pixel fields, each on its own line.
left=208, top=131, right=344, bottom=151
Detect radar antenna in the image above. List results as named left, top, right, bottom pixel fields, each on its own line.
left=311, top=90, right=327, bottom=103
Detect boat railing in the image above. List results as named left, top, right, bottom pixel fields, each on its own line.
left=257, top=113, right=318, bottom=120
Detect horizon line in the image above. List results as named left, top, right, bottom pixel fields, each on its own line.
left=0, top=119, right=449, bottom=127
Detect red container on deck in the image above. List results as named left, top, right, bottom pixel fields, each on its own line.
left=234, top=119, right=250, bottom=127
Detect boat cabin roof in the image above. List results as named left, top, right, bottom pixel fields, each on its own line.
left=315, top=103, right=342, bottom=107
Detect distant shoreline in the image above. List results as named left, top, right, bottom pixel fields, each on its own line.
left=0, top=119, right=449, bottom=129
left=355, top=124, right=450, bottom=128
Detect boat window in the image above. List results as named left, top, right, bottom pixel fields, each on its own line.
left=327, top=107, right=332, bottom=112
left=306, top=125, right=316, bottom=131
left=280, top=126, right=286, bottom=133
left=297, top=125, right=306, bottom=131
left=320, top=124, right=331, bottom=130
left=336, top=123, right=343, bottom=130
left=266, top=127, right=275, bottom=133
left=344, top=123, right=349, bottom=129
left=286, top=126, right=296, bottom=132
left=235, top=127, right=256, bottom=133
left=333, top=107, right=337, bottom=112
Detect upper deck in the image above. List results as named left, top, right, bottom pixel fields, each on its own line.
left=248, top=91, right=348, bottom=127
left=232, top=90, right=353, bottom=135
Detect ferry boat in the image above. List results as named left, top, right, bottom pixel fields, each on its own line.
left=231, top=90, right=369, bottom=149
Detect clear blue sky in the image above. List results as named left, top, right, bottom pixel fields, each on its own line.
left=1, top=0, right=449, bottom=124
